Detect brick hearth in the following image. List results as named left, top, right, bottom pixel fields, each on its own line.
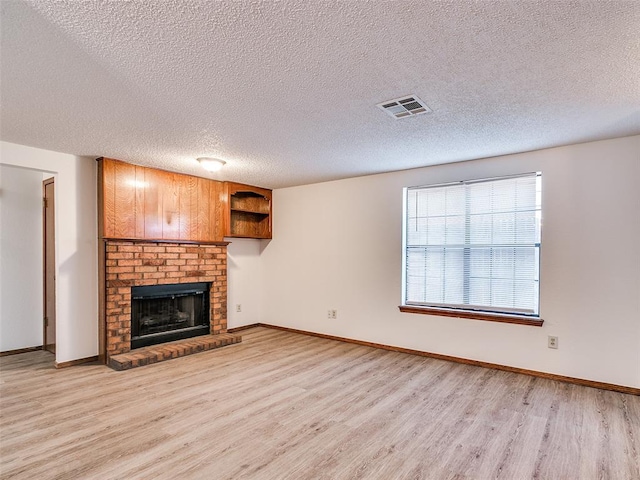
left=104, top=241, right=232, bottom=362
left=108, top=334, right=241, bottom=370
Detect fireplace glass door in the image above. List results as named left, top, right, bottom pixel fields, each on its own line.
left=131, top=282, right=210, bottom=349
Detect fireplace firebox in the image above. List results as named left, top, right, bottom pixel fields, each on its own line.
left=131, top=282, right=210, bottom=349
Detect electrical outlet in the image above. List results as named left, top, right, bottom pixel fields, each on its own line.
left=327, top=309, right=337, bottom=319
left=236, top=304, right=242, bottom=313
left=548, top=336, right=558, bottom=349
left=327, top=310, right=332, bottom=319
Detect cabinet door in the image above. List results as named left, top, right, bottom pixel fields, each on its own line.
left=210, top=180, right=226, bottom=241
left=101, top=158, right=137, bottom=239
left=179, top=173, right=199, bottom=241
left=161, top=171, right=180, bottom=240
left=142, top=166, right=164, bottom=240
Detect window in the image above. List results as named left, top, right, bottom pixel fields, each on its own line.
left=402, top=172, right=542, bottom=321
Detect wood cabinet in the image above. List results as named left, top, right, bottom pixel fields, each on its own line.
left=98, top=158, right=226, bottom=242
left=225, top=182, right=272, bottom=239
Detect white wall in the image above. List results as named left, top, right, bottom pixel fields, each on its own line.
left=0, top=141, right=98, bottom=363
left=0, top=165, right=44, bottom=351
left=260, top=135, right=640, bottom=389
left=226, top=238, right=266, bottom=328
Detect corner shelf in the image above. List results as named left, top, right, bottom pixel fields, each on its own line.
left=225, top=183, right=272, bottom=239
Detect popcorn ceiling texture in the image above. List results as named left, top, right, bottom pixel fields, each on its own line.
left=1, top=1, right=638, bottom=188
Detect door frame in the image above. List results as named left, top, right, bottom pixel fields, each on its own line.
left=43, top=177, right=56, bottom=354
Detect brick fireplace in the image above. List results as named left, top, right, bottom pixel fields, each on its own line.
left=104, top=241, right=228, bottom=360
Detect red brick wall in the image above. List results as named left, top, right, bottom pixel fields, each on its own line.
left=104, top=241, right=227, bottom=358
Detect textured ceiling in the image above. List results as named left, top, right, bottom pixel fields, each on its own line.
left=1, top=0, right=639, bottom=188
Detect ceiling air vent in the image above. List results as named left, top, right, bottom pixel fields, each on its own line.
left=377, top=95, right=432, bottom=119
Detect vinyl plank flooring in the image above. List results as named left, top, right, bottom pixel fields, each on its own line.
left=1, top=327, right=639, bottom=480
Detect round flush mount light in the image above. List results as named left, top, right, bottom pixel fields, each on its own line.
left=197, top=157, right=226, bottom=172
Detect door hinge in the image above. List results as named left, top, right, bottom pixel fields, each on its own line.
left=43, top=197, right=48, bottom=208
left=44, top=316, right=48, bottom=326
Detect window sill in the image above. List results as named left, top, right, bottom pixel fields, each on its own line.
left=398, top=305, right=544, bottom=327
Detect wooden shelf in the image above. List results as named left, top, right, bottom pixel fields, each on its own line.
left=230, top=207, right=270, bottom=216
left=225, top=182, right=272, bottom=239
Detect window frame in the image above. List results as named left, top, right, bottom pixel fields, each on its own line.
left=399, top=172, right=543, bottom=327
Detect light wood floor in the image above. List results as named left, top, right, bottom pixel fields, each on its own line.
left=1, top=327, right=639, bottom=480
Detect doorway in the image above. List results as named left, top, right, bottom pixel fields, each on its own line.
left=43, top=178, right=56, bottom=354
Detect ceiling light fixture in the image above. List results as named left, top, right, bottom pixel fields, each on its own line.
left=197, top=157, right=226, bottom=172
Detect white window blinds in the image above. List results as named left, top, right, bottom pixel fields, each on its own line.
left=404, top=173, right=541, bottom=316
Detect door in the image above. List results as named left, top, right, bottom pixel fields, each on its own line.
left=43, top=178, right=56, bottom=354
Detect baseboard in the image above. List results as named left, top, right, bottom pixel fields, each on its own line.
left=228, top=324, right=261, bottom=333
left=55, top=355, right=99, bottom=368
left=0, top=346, right=43, bottom=357
left=259, top=324, right=640, bottom=396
